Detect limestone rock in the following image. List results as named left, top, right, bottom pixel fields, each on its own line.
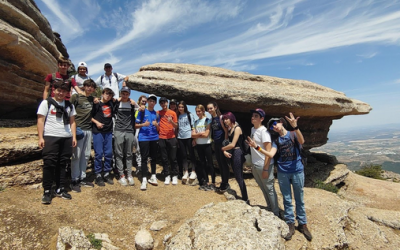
left=126, top=63, right=372, bottom=149
left=56, top=226, right=92, bottom=250
left=0, top=160, right=42, bottom=187
left=166, top=200, right=287, bottom=250
left=135, top=229, right=154, bottom=250
left=0, top=0, right=69, bottom=118
left=150, top=220, right=168, bottom=231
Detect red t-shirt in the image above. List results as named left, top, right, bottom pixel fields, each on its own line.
left=44, top=72, right=77, bottom=100
left=158, top=109, right=178, bottom=139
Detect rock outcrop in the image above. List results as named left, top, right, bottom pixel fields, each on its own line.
left=0, top=0, right=69, bottom=119
left=126, top=63, right=372, bottom=149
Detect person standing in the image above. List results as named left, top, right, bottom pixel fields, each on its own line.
left=135, top=94, right=160, bottom=190
left=158, top=97, right=179, bottom=185
left=255, top=113, right=312, bottom=241
left=37, top=82, right=77, bottom=204
left=246, top=108, right=279, bottom=216
left=71, top=62, right=90, bottom=95
left=95, top=63, right=126, bottom=99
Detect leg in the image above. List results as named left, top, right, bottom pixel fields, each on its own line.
left=215, top=142, right=229, bottom=187
left=195, top=144, right=208, bottom=185
left=81, top=130, right=92, bottom=180
left=149, top=140, right=159, bottom=175
left=158, top=139, right=170, bottom=176
left=42, top=136, right=60, bottom=191
left=292, top=171, right=307, bottom=225
left=278, top=172, right=295, bottom=224
left=139, top=141, right=150, bottom=177
left=168, top=138, right=179, bottom=176
left=178, top=139, right=188, bottom=172
left=252, top=163, right=279, bottom=216
left=114, top=131, right=125, bottom=177
left=231, top=148, right=248, bottom=201
left=186, top=138, right=196, bottom=172
left=125, top=132, right=135, bottom=177
left=71, top=136, right=84, bottom=182
left=92, top=133, right=104, bottom=175
left=103, top=133, right=113, bottom=173
left=204, top=144, right=215, bottom=184
left=56, top=137, right=73, bottom=190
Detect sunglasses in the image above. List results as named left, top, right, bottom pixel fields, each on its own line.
left=269, top=121, right=279, bottom=130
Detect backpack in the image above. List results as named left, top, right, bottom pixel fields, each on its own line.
left=241, top=132, right=250, bottom=155
left=187, top=112, right=194, bottom=130
left=100, top=72, right=119, bottom=86
left=45, top=97, right=73, bottom=125
left=273, top=131, right=307, bottom=167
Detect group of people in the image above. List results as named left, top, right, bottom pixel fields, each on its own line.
left=37, top=56, right=312, bottom=241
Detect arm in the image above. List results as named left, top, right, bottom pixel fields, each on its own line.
left=70, top=116, right=77, bottom=147
left=219, top=115, right=228, bottom=139
left=91, top=117, right=104, bottom=129
left=198, top=123, right=211, bottom=138
left=37, top=115, right=45, bottom=149
left=222, top=126, right=241, bottom=151
left=123, top=76, right=128, bottom=87
left=43, top=82, right=50, bottom=100
left=285, top=112, right=305, bottom=144
left=261, top=142, right=272, bottom=179
left=167, top=114, right=178, bottom=128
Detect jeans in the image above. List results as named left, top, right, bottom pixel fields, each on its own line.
left=177, top=138, right=196, bottom=172
left=42, top=136, right=72, bottom=191
left=230, top=148, right=248, bottom=201
left=139, top=140, right=158, bottom=178
left=252, top=163, right=279, bottom=216
left=71, top=130, right=92, bottom=181
left=114, top=131, right=136, bottom=177
left=92, top=132, right=113, bottom=175
left=278, top=171, right=307, bottom=225
left=214, top=142, right=230, bottom=187
left=196, top=143, right=215, bottom=185
left=159, top=138, right=179, bottom=176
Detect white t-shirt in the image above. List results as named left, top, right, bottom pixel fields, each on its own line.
left=250, top=125, right=273, bottom=166
left=194, top=117, right=211, bottom=144
left=95, top=73, right=126, bottom=99
left=37, top=99, right=76, bottom=138
left=71, top=74, right=89, bottom=95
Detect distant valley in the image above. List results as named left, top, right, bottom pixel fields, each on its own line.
left=312, top=123, right=400, bottom=174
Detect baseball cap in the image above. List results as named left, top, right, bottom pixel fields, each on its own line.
left=148, top=94, right=157, bottom=101
left=159, top=97, right=168, bottom=103
left=120, top=86, right=130, bottom=94
left=250, top=108, right=266, bottom=118
left=170, top=99, right=177, bottom=104
left=77, top=62, right=88, bottom=73
left=104, top=63, right=112, bottom=68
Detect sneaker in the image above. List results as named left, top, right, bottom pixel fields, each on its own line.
left=164, top=175, right=171, bottom=185
left=141, top=180, right=147, bottom=190
left=148, top=175, right=158, bottom=186
left=104, top=175, right=114, bottom=185
left=172, top=176, right=178, bottom=185
left=284, top=223, right=295, bottom=240
left=216, top=183, right=230, bottom=193
left=182, top=171, right=189, bottom=180
left=96, top=176, right=105, bottom=187
left=298, top=224, right=313, bottom=241
left=41, top=190, right=52, bottom=204
left=70, top=181, right=81, bottom=193
left=199, top=185, right=209, bottom=191
left=127, top=176, right=135, bottom=186
left=119, top=176, right=128, bottom=186
left=189, top=172, right=197, bottom=180
left=54, top=189, right=72, bottom=200
left=80, top=178, right=94, bottom=188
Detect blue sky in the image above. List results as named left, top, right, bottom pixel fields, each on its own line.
left=36, top=0, right=400, bottom=132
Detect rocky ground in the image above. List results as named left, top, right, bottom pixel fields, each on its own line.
left=1, top=122, right=400, bottom=250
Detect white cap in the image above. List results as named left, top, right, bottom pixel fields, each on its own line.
left=77, top=62, right=88, bottom=73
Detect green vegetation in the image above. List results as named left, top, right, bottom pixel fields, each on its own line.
left=314, top=180, right=339, bottom=193
left=87, top=233, right=102, bottom=250
left=0, top=186, right=5, bottom=192
left=355, top=164, right=384, bottom=180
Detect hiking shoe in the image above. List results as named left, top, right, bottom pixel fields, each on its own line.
left=54, top=189, right=72, bottom=200
left=198, top=185, right=208, bottom=191
left=80, top=178, right=94, bottom=188
left=141, top=180, right=147, bottom=190
left=284, top=223, right=295, bottom=240
left=189, top=172, right=197, bottom=180
left=127, top=176, right=135, bottom=186
left=119, top=176, right=128, bottom=186
left=42, top=190, right=52, bottom=204
left=148, top=175, right=158, bottom=186
left=96, top=176, right=105, bottom=187
left=182, top=171, right=189, bottom=180
left=208, top=184, right=216, bottom=191
left=164, top=175, right=171, bottom=185
left=216, top=183, right=230, bottom=193
left=104, top=175, right=114, bottom=185
left=298, top=224, right=313, bottom=241
left=70, top=181, right=81, bottom=193
left=172, top=176, right=178, bottom=185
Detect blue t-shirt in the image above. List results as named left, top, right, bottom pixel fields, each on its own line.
left=210, top=115, right=225, bottom=143
left=178, top=112, right=195, bottom=139
left=135, top=109, right=159, bottom=141
left=272, top=132, right=303, bottom=173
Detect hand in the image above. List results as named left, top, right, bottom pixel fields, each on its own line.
left=143, top=120, right=150, bottom=127
left=246, top=136, right=257, bottom=148
left=139, top=105, right=145, bottom=112
left=38, top=138, right=45, bottom=149
left=224, top=151, right=232, bottom=158
left=118, top=97, right=122, bottom=102
left=151, top=120, right=157, bottom=127
left=93, top=98, right=99, bottom=104
left=167, top=115, right=173, bottom=123
left=72, top=138, right=77, bottom=147
left=192, top=140, right=197, bottom=147
left=285, top=112, right=299, bottom=128
left=262, top=170, right=269, bottom=179
left=96, top=122, right=104, bottom=129
left=130, top=99, right=136, bottom=106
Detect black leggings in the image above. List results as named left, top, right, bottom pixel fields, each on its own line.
left=196, top=143, right=215, bottom=185
left=139, top=140, right=158, bottom=178
left=214, top=142, right=230, bottom=186
left=230, top=148, right=248, bottom=201
left=178, top=138, right=196, bottom=172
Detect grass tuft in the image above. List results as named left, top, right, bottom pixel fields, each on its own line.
left=314, top=179, right=339, bottom=193
left=355, top=164, right=384, bottom=180
left=87, top=233, right=102, bottom=250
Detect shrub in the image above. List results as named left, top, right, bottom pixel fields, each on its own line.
left=355, top=164, right=384, bottom=180
left=314, top=180, right=339, bottom=193
left=87, top=233, right=102, bottom=250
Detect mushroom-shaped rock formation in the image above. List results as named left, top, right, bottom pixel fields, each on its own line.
left=126, top=63, right=371, bottom=149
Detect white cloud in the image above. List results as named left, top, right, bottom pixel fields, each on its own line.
left=357, top=52, right=378, bottom=58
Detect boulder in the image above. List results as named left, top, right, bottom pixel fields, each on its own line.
left=126, top=63, right=372, bottom=149
left=166, top=200, right=287, bottom=250
left=0, top=0, right=69, bottom=119
left=135, top=229, right=154, bottom=250
left=56, top=227, right=92, bottom=250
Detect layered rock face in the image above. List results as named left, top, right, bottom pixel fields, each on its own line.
left=126, top=63, right=372, bottom=149
left=0, top=0, right=68, bottom=118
